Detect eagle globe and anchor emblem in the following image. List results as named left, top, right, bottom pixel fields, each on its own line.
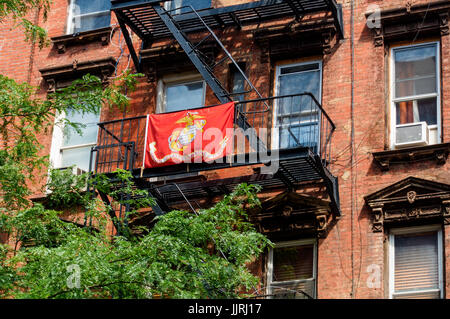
left=148, top=111, right=230, bottom=164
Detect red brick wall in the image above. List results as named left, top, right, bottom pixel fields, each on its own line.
left=1, top=0, right=449, bottom=299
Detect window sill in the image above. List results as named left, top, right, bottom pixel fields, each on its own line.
left=51, top=26, right=112, bottom=54
left=372, top=143, right=450, bottom=171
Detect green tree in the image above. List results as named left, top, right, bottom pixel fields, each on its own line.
left=0, top=0, right=272, bottom=299
left=0, top=0, right=51, bottom=48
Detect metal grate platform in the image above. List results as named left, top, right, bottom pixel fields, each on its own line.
left=111, top=0, right=344, bottom=42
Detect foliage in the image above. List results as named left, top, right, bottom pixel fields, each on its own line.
left=0, top=72, right=140, bottom=211
left=0, top=181, right=272, bottom=299
left=0, top=0, right=51, bottom=48
left=45, top=167, right=90, bottom=209
left=0, top=2, right=272, bottom=299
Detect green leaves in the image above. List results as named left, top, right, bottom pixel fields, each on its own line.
left=0, top=0, right=51, bottom=48
left=0, top=182, right=272, bottom=299
left=46, top=167, right=90, bottom=209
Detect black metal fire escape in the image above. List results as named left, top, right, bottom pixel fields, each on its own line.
left=92, top=0, right=344, bottom=232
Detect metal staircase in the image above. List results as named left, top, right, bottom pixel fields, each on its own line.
left=152, top=3, right=269, bottom=152
left=91, top=0, right=345, bottom=235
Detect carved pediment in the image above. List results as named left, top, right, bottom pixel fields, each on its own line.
left=249, top=192, right=332, bottom=239
left=365, top=1, right=450, bottom=46
left=39, top=57, right=116, bottom=92
left=365, top=177, right=450, bottom=232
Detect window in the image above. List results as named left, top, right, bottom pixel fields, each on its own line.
left=67, top=0, right=111, bottom=34
left=389, top=226, right=443, bottom=299
left=157, top=73, right=206, bottom=113
left=50, top=108, right=100, bottom=172
left=165, top=0, right=211, bottom=14
left=390, top=42, right=441, bottom=149
left=229, top=63, right=247, bottom=102
left=267, top=239, right=317, bottom=299
left=274, top=61, right=322, bottom=150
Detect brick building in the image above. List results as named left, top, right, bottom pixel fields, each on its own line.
left=1, top=0, right=450, bottom=299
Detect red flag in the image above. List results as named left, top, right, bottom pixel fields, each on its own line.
left=144, top=102, right=235, bottom=168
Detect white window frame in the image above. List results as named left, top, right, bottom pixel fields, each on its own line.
left=49, top=110, right=99, bottom=172
left=266, top=238, right=317, bottom=299
left=272, top=60, right=323, bottom=150
left=66, top=0, right=111, bottom=35
left=156, top=72, right=206, bottom=114
left=388, top=224, right=444, bottom=299
left=164, top=0, right=212, bottom=15
left=389, top=42, right=441, bottom=149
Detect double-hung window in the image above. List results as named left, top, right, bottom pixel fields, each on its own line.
left=390, top=42, right=441, bottom=148
left=67, top=0, right=111, bottom=34
left=158, top=74, right=206, bottom=113
left=266, top=239, right=317, bottom=299
left=50, top=108, right=100, bottom=172
left=274, top=61, right=322, bottom=150
left=389, top=226, right=444, bottom=299
left=165, top=0, right=211, bottom=14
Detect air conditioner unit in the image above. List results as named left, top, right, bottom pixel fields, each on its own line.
left=395, top=121, right=429, bottom=148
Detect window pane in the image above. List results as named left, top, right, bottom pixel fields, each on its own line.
left=279, top=69, right=320, bottom=100
left=165, top=81, right=204, bottom=112
left=395, top=45, right=437, bottom=98
left=63, top=109, right=100, bottom=147
left=168, top=0, right=211, bottom=13
left=395, top=98, right=437, bottom=125
left=273, top=245, right=314, bottom=282
left=72, top=12, right=110, bottom=33
left=279, top=123, right=318, bottom=150
left=417, top=98, right=437, bottom=125
left=231, top=65, right=246, bottom=102
left=276, top=63, right=321, bottom=149
left=73, top=0, right=111, bottom=14
left=61, top=146, right=94, bottom=172
left=394, top=232, right=439, bottom=295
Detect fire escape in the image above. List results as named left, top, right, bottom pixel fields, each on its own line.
left=90, top=0, right=344, bottom=239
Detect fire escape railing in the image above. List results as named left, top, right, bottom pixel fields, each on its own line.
left=91, top=92, right=335, bottom=176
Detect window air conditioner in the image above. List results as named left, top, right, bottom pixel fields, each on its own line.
left=395, top=121, right=429, bottom=148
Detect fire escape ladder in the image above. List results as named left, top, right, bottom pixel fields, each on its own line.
left=312, top=154, right=341, bottom=216
left=152, top=4, right=268, bottom=153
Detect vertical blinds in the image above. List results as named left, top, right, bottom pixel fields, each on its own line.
left=394, top=231, right=440, bottom=299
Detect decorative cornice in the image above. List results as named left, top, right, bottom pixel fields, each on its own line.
left=365, top=1, right=450, bottom=46
left=39, top=57, right=116, bottom=92
left=51, top=27, right=112, bottom=54
left=249, top=191, right=333, bottom=239
left=365, top=177, right=450, bottom=232
left=372, top=143, right=450, bottom=171
left=253, top=21, right=337, bottom=60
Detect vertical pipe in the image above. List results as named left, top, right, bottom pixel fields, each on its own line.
left=350, top=0, right=356, bottom=299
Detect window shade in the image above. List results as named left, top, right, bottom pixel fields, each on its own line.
left=270, top=244, right=315, bottom=298
left=394, top=231, right=440, bottom=299
left=273, top=245, right=314, bottom=282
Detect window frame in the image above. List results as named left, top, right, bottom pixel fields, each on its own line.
left=66, top=0, right=111, bottom=35
left=389, top=41, right=441, bottom=149
left=272, top=60, right=323, bottom=150
left=266, top=238, right=317, bottom=299
left=156, top=73, right=206, bottom=114
left=164, top=0, right=212, bottom=15
left=49, top=109, right=100, bottom=172
left=388, top=224, right=444, bottom=299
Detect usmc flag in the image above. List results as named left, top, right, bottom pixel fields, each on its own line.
left=144, top=102, right=235, bottom=168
